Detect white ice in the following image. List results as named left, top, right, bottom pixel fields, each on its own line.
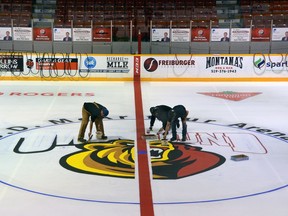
left=0, top=81, right=287, bottom=216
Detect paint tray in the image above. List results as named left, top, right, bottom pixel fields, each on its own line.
left=231, top=154, right=249, bottom=161
left=142, top=134, right=158, bottom=140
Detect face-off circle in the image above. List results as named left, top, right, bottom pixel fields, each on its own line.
left=0, top=119, right=287, bottom=204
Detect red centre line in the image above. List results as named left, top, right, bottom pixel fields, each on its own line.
left=133, top=80, right=155, bottom=216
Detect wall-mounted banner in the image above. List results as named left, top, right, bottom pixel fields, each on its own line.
left=53, top=28, right=72, bottom=42
left=191, top=28, right=210, bottom=42
left=230, top=28, right=251, bottom=42
left=0, top=27, right=13, bottom=41
left=72, top=28, right=92, bottom=41
left=13, top=27, right=33, bottom=41
left=151, top=28, right=170, bottom=42
left=271, top=28, right=288, bottom=41
left=211, top=28, right=230, bottom=42
left=251, top=28, right=271, bottom=41
left=171, top=28, right=190, bottom=42
left=93, top=28, right=112, bottom=42
left=33, top=27, right=52, bottom=41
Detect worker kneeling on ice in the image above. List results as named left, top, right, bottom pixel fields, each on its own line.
left=163, top=105, right=189, bottom=142
left=78, top=102, right=109, bottom=143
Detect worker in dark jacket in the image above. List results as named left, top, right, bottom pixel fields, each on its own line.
left=149, top=105, right=179, bottom=134
left=149, top=105, right=171, bottom=133
left=78, top=102, right=109, bottom=142
left=163, top=105, right=189, bottom=141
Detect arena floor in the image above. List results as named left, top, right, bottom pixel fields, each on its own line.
left=0, top=80, right=288, bottom=216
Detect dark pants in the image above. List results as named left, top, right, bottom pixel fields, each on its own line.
left=171, top=120, right=187, bottom=139
left=78, top=106, right=105, bottom=139
left=171, top=105, right=188, bottom=139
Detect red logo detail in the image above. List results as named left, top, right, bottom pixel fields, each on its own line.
left=26, top=59, right=34, bottom=68
left=198, top=91, right=262, bottom=101
left=151, top=144, right=225, bottom=179
left=143, top=58, right=158, bottom=72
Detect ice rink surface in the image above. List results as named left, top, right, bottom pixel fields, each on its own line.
left=0, top=80, right=288, bottom=216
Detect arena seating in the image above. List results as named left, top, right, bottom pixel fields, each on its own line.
left=53, top=0, right=288, bottom=30
left=0, top=0, right=287, bottom=34
left=241, top=0, right=288, bottom=27
left=0, top=0, right=32, bottom=27
left=52, top=0, right=218, bottom=40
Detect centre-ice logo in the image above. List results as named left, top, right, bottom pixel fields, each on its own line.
left=0, top=116, right=288, bottom=202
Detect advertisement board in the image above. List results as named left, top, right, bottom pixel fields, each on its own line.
left=211, top=28, right=230, bottom=42
left=271, top=28, right=288, bottom=41
left=13, top=27, right=33, bottom=41
left=0, top=53, right=287, bottom=80
left=140, top=54, right=288, bottom=79
left=0, top=27, right=13, bottom=41
left=93, top=28, right=112, bottom=42
left=191, top=28, right=210, bottom=42
left=251, top=28, right=271, bottom=41
left=151, top=28, right=170, bottom=42
left=72, top=28, right=92, bottom=41
left=230, top=28, right=251, bottom=42
left=171, top=28, right=190, bottom=42
left=53, top=28, right=72, bottom=41
left=33, top=27, right=52, bottom=41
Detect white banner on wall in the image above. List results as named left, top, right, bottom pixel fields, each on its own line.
left=271, top=28, right=288, bottom=41
left=72, top=28, right=92, bottom=41
left=13, top=27, right=33, bottom=41
left=230, top=28, right=251, bottom=42
left=0, top=27, right=13, bottom=41
left=53, top=28, right=72, bottom=41
left=171, top=28, right=190, bottom=42
left=211, top=28, right=230, bottom=42
left=151, top=28, right=170, bottom=42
